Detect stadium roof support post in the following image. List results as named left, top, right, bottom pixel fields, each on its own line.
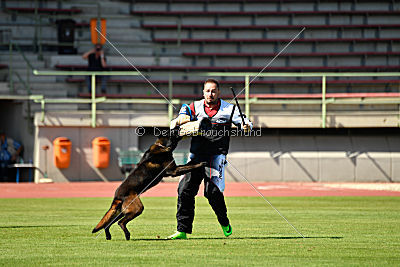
left=33, top=0, right=38, bottom=53
left=245, top=75, right=250, bottom=118
left=8, top=40, right=13, bottom=93
left=168, top=73, right=173, bottom=121
left=40, top=98, right=45, bottom=122
left=91, top=74, right=96, bottom=128
left=38, top=15, right=43, bottom=61
left=398, top=102, right=400, bottom=128
left=322, top=75, right=327, bottom=128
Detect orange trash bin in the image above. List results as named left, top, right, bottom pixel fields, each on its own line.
left=92, top=137, right=110, bottom=168
left=53, top=137, right=71, bottom=169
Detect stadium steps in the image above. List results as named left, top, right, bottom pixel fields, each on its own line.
left=0, top=0, right=157, bottom=101
left=0, top=53, right=47, bottom=69
left=0, top=82, right=9, bottom=94
left=143, top=23, right=400, bottom=40
left=66, top=0, right=130, bottom=16
left=49, top=55, right=189, bottom=69
left=0, top=51, right=73, bottom=98
left=5, top=0, right=399, bottom=105
left=98, top=28, right=151, bottom=43
left=131, top=11, right=400, bottom=26
left=130, top=0, right=396, bottom=13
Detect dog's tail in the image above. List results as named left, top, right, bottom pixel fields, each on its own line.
left=92, top=199, right=122, bottom=233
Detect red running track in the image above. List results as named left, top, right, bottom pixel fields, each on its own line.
left=1, top=182, right=400, bottom=198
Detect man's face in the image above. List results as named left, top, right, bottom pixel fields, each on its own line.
left=203, top=82, right=220, bottom=105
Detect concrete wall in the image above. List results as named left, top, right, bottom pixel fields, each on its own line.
left=32, top=111, right=157, bottom=182
left=225, top=135, right=400, bottom=182
left=34, top=126, right=138, bottom=182
left=33, top=111, right=169, bottom=182
left=141, top=131, right=400, bottom=183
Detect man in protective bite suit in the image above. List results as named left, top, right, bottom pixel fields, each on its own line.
left=168, top=78, right=252, bottom=239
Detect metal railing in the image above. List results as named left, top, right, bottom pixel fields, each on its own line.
left=31, top=70, right=400, bottom=128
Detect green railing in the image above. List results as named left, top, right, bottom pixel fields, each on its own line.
left=32, top=70, right=400, bottom=128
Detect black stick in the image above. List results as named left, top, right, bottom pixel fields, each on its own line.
left=230, top=87, right=246, bottom=126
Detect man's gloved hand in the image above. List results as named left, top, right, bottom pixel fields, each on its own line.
left=242, top=123, right=251, bottom=133
left=170, top=114, right=191, bottom=129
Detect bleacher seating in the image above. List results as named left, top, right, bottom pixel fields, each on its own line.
left=154, top=37, right=399, bottom=43
left=124, top=2, right=400, bottom=97
left=182, top=52, right=400, bottom=57
left=4, top=7, right=82, bottom=14
left=131, top=10, right=400, bottom=16
left=129, top=0, right=396, bottom=3
left=143, top=24, right=400, bottom=30
left=2, top=0, right=399, bottom=99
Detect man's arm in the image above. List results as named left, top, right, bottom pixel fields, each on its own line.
left=231, top=105, right=253, bottom=131
left=100, top=50, right=107, bottom=68
left=82, top=49, right=95, bottom=60
left=170, top=103, right=195, bottom=129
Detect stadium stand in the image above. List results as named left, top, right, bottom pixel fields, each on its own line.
left=2, top=0, right=398, bottom=97
left=4, top=7, right=82, bottom=14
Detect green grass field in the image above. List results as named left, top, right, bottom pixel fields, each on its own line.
left=0, top=196, right=399, bottom=266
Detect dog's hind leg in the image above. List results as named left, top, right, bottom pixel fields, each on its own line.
left=104, top=212, right=123, bottom=240
left=118, top=193, right=144, bottom=241
left=92, top=199, right=123, bottom=240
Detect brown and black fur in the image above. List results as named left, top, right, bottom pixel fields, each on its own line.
left=92, top=130, right=206, bottom=240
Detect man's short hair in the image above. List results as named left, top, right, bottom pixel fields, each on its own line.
left=204, top=78, right=220, bottom=90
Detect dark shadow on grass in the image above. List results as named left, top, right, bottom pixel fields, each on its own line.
left=127, top=236, right=343, bottom=241
left=0, top=225, right=82, bottom=229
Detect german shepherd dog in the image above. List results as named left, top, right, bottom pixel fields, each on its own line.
left=92, top=127, right=207, bottom=240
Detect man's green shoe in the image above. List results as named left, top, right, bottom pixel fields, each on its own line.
left=221, top=224, right=232, bottom=237
left=167, top=231, right=187, bottom=240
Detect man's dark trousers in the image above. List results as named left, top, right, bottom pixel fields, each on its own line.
left=176, top=156, right=229, bottom=234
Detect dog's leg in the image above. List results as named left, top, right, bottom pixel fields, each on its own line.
left=92, top=199, right=123, bottom=240
left=104, top=212, right=123, bottom=240
left=104, top=227, right=111, bottom=240
left=166, top=161, right=207, bottom=177
left=118, top=192, right=144, bottom=241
